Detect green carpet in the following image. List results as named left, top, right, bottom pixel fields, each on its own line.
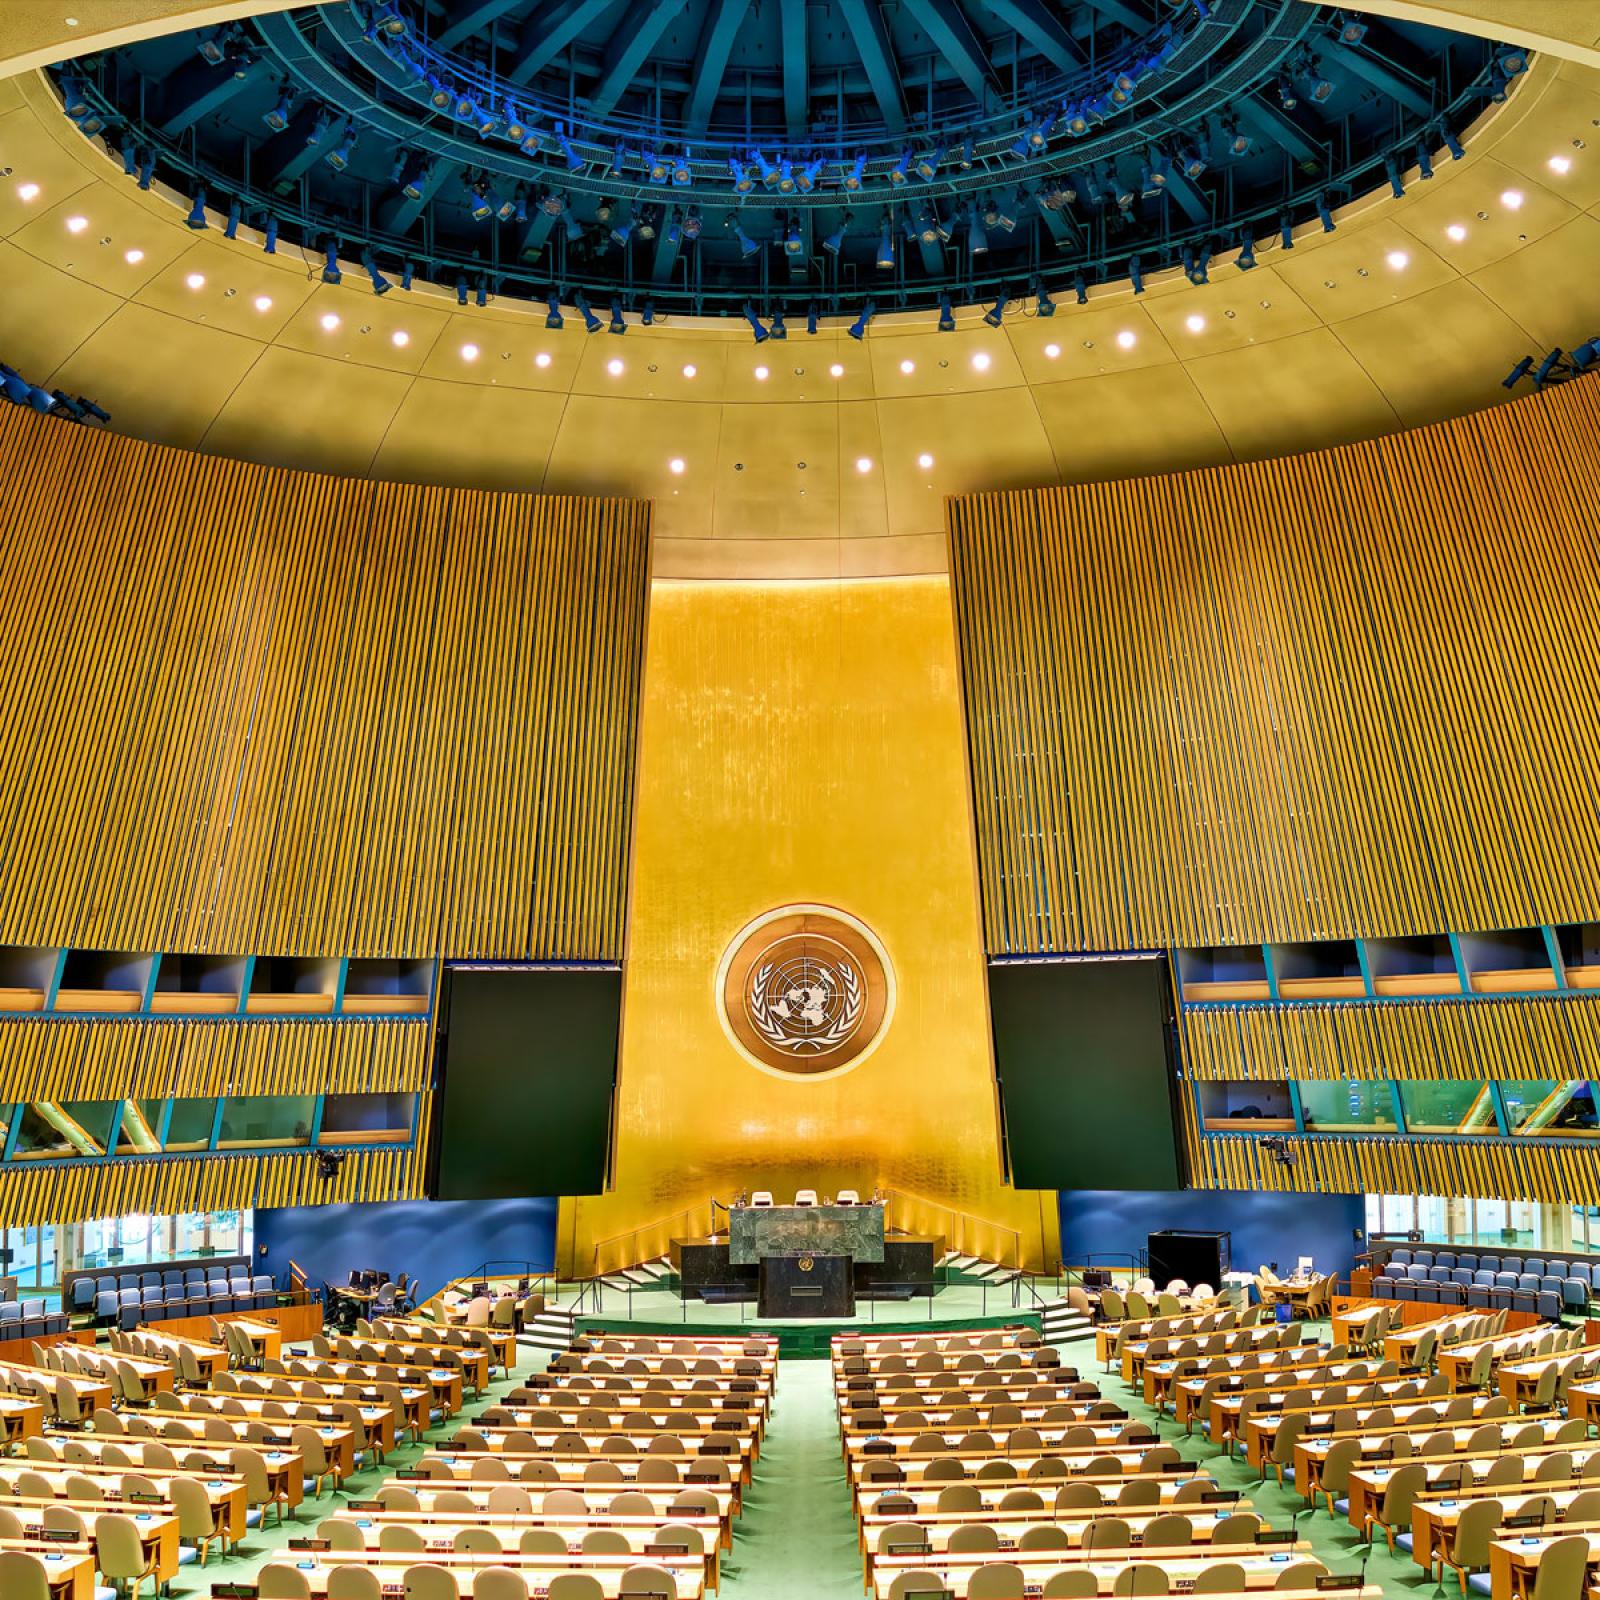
left=144, top=1322, right=1444, bottom=1598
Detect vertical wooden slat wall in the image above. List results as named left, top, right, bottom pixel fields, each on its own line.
left=948, top=378, right=1600, bottom=956
left=0, top=409, right=650, bottom=1225
left=0, top=407, right=649, bottom=959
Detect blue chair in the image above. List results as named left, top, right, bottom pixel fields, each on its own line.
left=1467, top=1283, right=1494, bottom=1309
left=1500, top=1257, right=1523, bottom=1276
left=250, top=1275, right=274, bottom=1310
left=1571, top=1264, right=1593, bottom=1289
left=20, top=1300, right=48, bottom=1340
left=0, top=1303, right=20, bottom=1331
left=1383, top=1262, right=1406, bottom=1278
left=1517, top=1273, right=1542, bottom=1294
left=70, top=1280, right=96, bottom=1313
left=1435, top=1251, right=1457, bottom=1270
left=184, top=1268, right=205, bottom=1286
left=1511, top=1291, right=1538, bottom=1316
left=94, top=1291, right=117, bottom=1324
left=118, top=1305, right=142, bottom=1332
left=1412, top=1251, right=1435, bottom=1268
left=1374, top=1277, right=1395, bottom=1300
left=1390, top=1249, right=1413, bottom=1266
left=1563, top=1278, right=1589, bottom=1311
left=1495, top=1272, right=1519, bottom=1294
left=162, top=1271, right=184, bottom=1292
left=139, top=1272, right=161, bottom=1291
left=1428, top=1267, right=1452, bottom=1283
left=1524, top=1259, right=1547, bottom=1278
left=1476, top=1254, right=1500, bottom=1276
left=1537, top=1290, right=1563, bottom=1321
left=1457, top=1253, right=1479, bottom=1272
left=1406, top=1264, right=1429, bottom=1281
left=1473, top=1270, right=1497, bottom=1288
left=115, top=1273, right=138, bottom=1293
left=1451, top=1268, right=1474, bottom=1288
left=1416, top=1282, right=1442, bottom=1303
left=1395, top=1279, right=1418, bottom=1301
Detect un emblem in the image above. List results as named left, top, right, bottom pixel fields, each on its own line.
left=716, top=905, right=894, bottom=1080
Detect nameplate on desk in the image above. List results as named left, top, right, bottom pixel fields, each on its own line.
left=1506, top=1513, right=1546, bottom=1529
left=125, top=1491, right=163, bottom=1504
left=209, top=1586, right=258, bottom=1598
left=1098, top=1407, right=1128, bottom=1420
left=1259, top=1529, right=1297, bottom=1545
left=288, top=1539, right=330, bottom=1552
left=786, top=1288, right=824, bottom=1298
left=1315, top=1578, right=1364, bottom=1591
left=348, top=1500, right=384, bottom=1511
left=396, top=1469, right=427, bottom=1479
left=40, top=1527, right=78, bottom=1543
left=1200, top=1490, right=1240, bottom=1504
left=863, top=1441, right=894, bottom=1455
left=685, top=1473, right=722, bottom=1484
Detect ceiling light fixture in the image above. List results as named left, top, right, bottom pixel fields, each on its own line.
left=606, top=356, right=624, bottom=375
left=320, top=312, right=340, bottom=331
left=253, top=294, right=273, bottom=313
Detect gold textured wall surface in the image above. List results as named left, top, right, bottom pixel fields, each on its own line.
left=949, top=377, right=1600, bottom=956
left=0, top=403, right=648, bottom=960
left=561, top=577, right=1059, bottom=1277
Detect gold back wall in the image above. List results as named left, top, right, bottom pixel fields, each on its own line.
left=949, top=377, right=1600, bottom=955
left=0, top=405, right=648, bottom=959
left=562, top=577, right=1058, bottom=1277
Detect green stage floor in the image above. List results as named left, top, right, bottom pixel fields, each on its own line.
left=162, top=1318, right=1439, bottom=1600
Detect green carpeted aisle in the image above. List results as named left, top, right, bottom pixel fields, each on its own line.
left=150, top=1321, right=1445, bottom=1598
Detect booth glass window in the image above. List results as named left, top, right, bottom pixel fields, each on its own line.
left=1397, top=1080, right=1499, bottom=1135
left=216, top=1096, right=316, bottom=1150
left=1298, top=1080, right=1397, bottom=1133
left=1501, top=1080, right=1599, bottom=1137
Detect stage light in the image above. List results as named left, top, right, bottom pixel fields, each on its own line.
left=556, top=125, right=583, bottom=171
left=673, top=152, right=693, bottom=186
left=776, top=157, right=795, bottom=193
left=1571, top=338, right=1600, bottom=369
left=889, top=150, right=912, bottom=186
left=1316, top=193, right=1335, bottom=232
left=983, top=195, right=1016, bottom=233
left=914, top=146, right=943, bottom=182
left=185, top=188, right=208, bottom=230
left=456, top=276, right=468, bottom=306
left=362, top=251, right=392, bottom=296
left=1442, top=128, right=1465, bottom=161
left=916, top=208, right=940, bottom=245
left=1384, top=156, right=1404, bottom=199
left=842, top=153, right=868, bottom=191
left=742, top=302, right=769, bottom=343
left=474, top=277, right=487, bottom=309
left=322, top=240, right=342, bottom=285
left=751, top=149, right=778, bottom=187
left=983, top=293, right=1008, bottom=328
left=1535, top=348, right=1564, bottom=385
left=875, top=217, right=895, bottom=269
left=1276, top=74, right=1298, bottom=111
left=611, top=215, right=633, bottom=245
left=264, top=215, right=279, bottom=253
left=1064, top=105, right=1089, bottom=137
left=545, top=290, right=563, bottom=330
left=770, top=307, right=787, bottom=340
left=806, top=304, right=819, bottom=335
left=1278, top=213, right=1294, bottom=251
left=1072, top=274, right=1087, bottom=304
left=1503, top=356, right=1533, bottom=388
left=641, top=299, right=656, bottom=326
left=1308, top=58, right=1334, bottom=103
left=848, top=300, right=876, bottom=340
left=957, top=139, right=974, bottom=169
left=610, top=141, right=627, bottom=177
left=1129, top=255, right=1144, bottom=295
left=608, top=297, right=626, bottom=335
left=1236, top=236, right=1257, bottom=271
left=398, top=156, right=431, bottom=200
left=822, top=216, right=847, bottom=254
left=426, top=75, right=452, bottom=110
left=784, top=216, right=803, bottom=255
left=376, top=4, right=407, bottom=37
left=1180, top=145, right=1207, bottom=180
left=794, top=156, right=823, bottom=194
left=325, top=123, right=356, bottom=172
left=137, top=150, right=155, bottom=190
left=503, top=101, right=530, bottom=143
left=938, top=293, right=955, bottom=333
left=0, top=368, right=30, bottom=406
left=519, top=126, right=544, bottom=157
left=1499, top=48, right=1528, bottom=77
left=1337, top=15, right=1367, bottom=44
left=263, top=86, right=293, bottom=133
left=196, top=28, right=228, bottom=65
left=1035, top=281, right=1056, bottom=317
left=512, top=186, right=529, bottom=225
left=576, top=292, right=602, bottom=333
left=733, top=221, right=761, bottom=258
left=682, top=206, right=703, bottom=240
left=1224, top=119, right=1251, bottom=157
left=1183, top=245, right=1210, bottom=286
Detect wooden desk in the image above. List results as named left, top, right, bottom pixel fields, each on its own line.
left=371, top=1317, right=517, bottom=1371
left=1118, top=1327, right=1295, bottom=1386
left=1164, top=1350, right=1365, bottom=1424
left=411, top=1451, right=744, bottom=1512
left=160, top=1388, right=399, bottom=1454
left=1411, top=1480, right=1600, bottom=1574
left=1489, top=1525, right=1600, bottom=1600
left=1437, top=1330, right=1550, bottom=1389
left=277, top=1354, right=463, bottom=1417
left=0, top=1457, right=247, bottom=1542
left=1093, top=1313, right=1244, bottom=1368
left=832, top=1329, right=1035, bottom=1356
left=1198, top=1366, right=1420, bottom=1442
left=843, top=1417, right=1147, bottom=1463
left=1383, top=1314, right=1489, bottom=1367
left=466, top=1426, right=758, bottom=1482
left=390, top=1479, right=737, bottom=1539
left=564, top=1352, right=779, bottom=1384
left=126, top=1332, right=228, bottom=1384
left=855, top=1472, right=1227, bottom=1531
left=0, top=1497, right=180, bottom=1582
left=0, top=1538, right=95, bottom=1600
left=1240, top=1393, right=1503, bottom=1472
left=488, top=1399, right=766, bottom=1439
left=262, top=1550, right=707, bottom=1599
left=327, top=1337, right=490, bottom=1395
left=1497, top=1346, right=1600, bottom=1407
left=589, top=1331, right=779, bottom=1355
left=847, top=1441, right=1178, bottom=1488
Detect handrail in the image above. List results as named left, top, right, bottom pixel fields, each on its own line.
left=589, top=1201, right=721, bottom=1276
left=881, top=1186, right=1022, bottom=1271
left=287, top=1259, right=308, bottom=1294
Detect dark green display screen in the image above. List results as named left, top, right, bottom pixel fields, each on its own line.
left=433, top=965, right=620, bottom=1200
left=987, top=956, right=1183, bottom=1190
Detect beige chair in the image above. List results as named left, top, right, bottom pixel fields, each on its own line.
left=1274, top=1562, right=1328, bottom=1590
left=750, top=1192, right=774, bottom=1208
left=969, top=1563, right=1026, bottom=1599
left=327, top=1572, right=384, bottom=1600
left=381, top=1526, right=428, bottom=1553
left=471, top=1573, right=528, bottom=1600
left=837, top=1190, right=861, bottom=1205
left=1192, top=1564, right=1247, bottom=1594
left=258, top=1566, right=314, bottom=1600
left=403, top=1566, right=461, bottom=1600
left=888, top=1575, right=947, bottom=1600
left=793, top=1190, right=819, bottom=1206
left=619, top=1565, right=677, bottom=1597
left=1436, top=1496, right=1503, bottom=1593
left=1111, top=1564, right=1170, bottom=1596
left=1042, top=1575, right=1098, bottom=1598
left=1531, top=1534, right=1592, bottom=1600
left=292, top=1423, right=341, bottom=1497
left=1364, top=1462, right=1426, bottom=1550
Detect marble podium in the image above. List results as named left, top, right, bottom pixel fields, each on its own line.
left=728, top=1202, right=886, bottom=1265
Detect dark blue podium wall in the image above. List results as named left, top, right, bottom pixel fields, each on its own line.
left=1059, top=1190, right=1367, bottom=1281
left=255, top=1197, right=558, bottom=1301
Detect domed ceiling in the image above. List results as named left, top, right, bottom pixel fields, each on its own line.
left=54, top=0, right=1518, bottom=317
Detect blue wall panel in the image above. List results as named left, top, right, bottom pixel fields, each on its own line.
left=1058, top=1189, right=1367, bottom=1280
left=254, top=1197, right=557, bottom=1300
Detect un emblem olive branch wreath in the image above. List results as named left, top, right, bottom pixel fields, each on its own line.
left=748, top=958, right=863, bottom=1053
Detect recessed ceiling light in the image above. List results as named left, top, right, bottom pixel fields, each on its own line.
left=754, top=364, right=769, bottom=380
left=899, top=358, right=915, bottom=375
left=1185, top=314, right=1205, bottom=334
left=829, top=362, right=844, bottom=378
left=1445, top=223, right=1467, bottom=243
left=607, top=357, right=624, bottom=376
left=185, top=272, right=206, bottom=291
left=391, top=329, right=409, bottom=348
left=534, top=351, right=552, bottom=369
left=17, top=183, right=39, bottom=203
left=1500, top=188, right=1524, bottom=210
left=253, top=294, right=273, bottom=313
left=855, top=456, right=873, bottom=474
left=64, top=215, right=87, bottom=234
left=460, top=342, right=479, bottom=361
left=682, top=363, right=697, bottom=379
left=1043, top=342, right=1060, bottom=359
left=123, top=248, right=144, bottom=265
left=1116, top=330, right=1136, bottom=350
left=1385, top=249, right=1409, bottom=270
left=1548, top=155, right=1572, bottom=175
left=320, top=312, right=341, bottom=332
left=64, top=16, right=79, bottom=25
left=970, top=351, right=991, bottom=371
left=917, top=452, right=934, bottom=470
left=668, top=457, right=685, bottom=475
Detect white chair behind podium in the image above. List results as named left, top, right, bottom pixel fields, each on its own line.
left=750, top=1192, right=774, bottom=1207
left=794, top=1189, right=819, bottom=1206
left=837, top=1190, right=860, bottom=1206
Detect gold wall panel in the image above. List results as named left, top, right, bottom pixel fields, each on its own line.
left=562, top=578, right=1058, bottom=1276
left=0, top=405, right=648, bottom=959
left=950, top=376, right=1600, bottom=955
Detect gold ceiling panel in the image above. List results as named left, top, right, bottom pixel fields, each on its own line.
left=1186, top=326, right=1402, bottom=460
left=711, top=400, right=842, bottom=542
left=1482, top=72, right=1600, bottom=206
left=1135, top=268, right=1326, bottom=359
left=0, top=238, right=119, bottom=380
left=132, top=237, right=316, bottom=341
left=370, top=380, right=568, bottom=493
left=1030, top=363, right=1231, bottom=483
left=276, top=281, right=448, bottom=378
left=417, top=303, right=589, bottom=391
left=1273, top=216, right=1462, bottom=324
left=1470, top=212, right=1600, bottom=349
left=1332, top=279, right=1541, bottom=427
left=49, top=301, right=262, bottom=449
left=544, top=392, right=720, bottom=510
left=1394, top=155, right=1579, bottom=272
left=864, top=326, right=1026, bottom=397
left=200, top=344, right=413, bottom=474
left=6, top=177, right=188, bottom=296
left=836, top=401, right=892, bottom=542
left=0, top=105, right=93, bottom=235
